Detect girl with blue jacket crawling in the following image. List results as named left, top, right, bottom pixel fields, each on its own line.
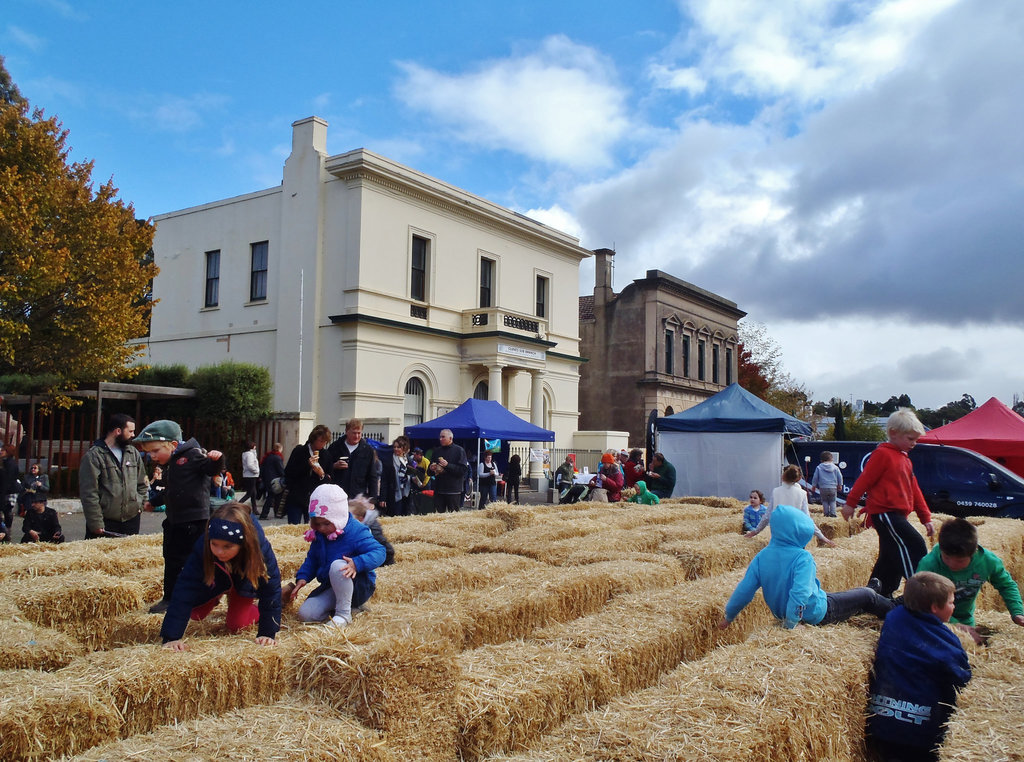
left=161, top=501, right=282, bottom=651
left=719, top=504, right=895, bottom=630
left=286, top=483, right=386, bottom=628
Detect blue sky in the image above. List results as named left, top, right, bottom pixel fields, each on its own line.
left=4, top=0, right=1023, bottom=410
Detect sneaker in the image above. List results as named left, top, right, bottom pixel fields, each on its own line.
left=867, top=578, right=883, bottom=595
left=327, top=615, right=350, bottom=628
left=148, top=599, right=170, bottom=614
left=353, top=604, right=371, bottom=615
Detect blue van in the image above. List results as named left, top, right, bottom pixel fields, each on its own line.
left=786, top=441, right=1024, bottom=519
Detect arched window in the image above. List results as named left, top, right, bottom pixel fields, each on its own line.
left=404, top=378, right=425, bottom=427
left=665, top=405, right=675, bottom=415
left=473, top=381, right=489, bottom=400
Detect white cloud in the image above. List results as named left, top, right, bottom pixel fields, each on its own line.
left=312, top=92, right=331, bottom=112
left=766, top=317, right=1024, bottom=409
left=648, top=63, right=706, bottom=95
left=133, top=93, right=230, bottom=132
left=521, top=203, right=584, bottom=240
left=676, top=0, right=964, bottom=102
left=393, top=35, right=630, bottom=169
left=6, top=24, right=44, bottom=51
left=571, top=0, right=1024, bottom=329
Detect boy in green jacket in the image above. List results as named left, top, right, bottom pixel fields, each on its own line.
left=917, top=517, right=1024, bottom=644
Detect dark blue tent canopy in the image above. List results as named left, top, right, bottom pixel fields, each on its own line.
left=404, top=398, right=555, bottom=441
left=656, top=383, right=812, bottom=436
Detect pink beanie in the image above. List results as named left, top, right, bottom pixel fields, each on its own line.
left=305, top=483, right=349, bottom=542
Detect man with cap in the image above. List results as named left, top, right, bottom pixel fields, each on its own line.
left=21, top=493, right=63, bottom=543
left=79, top=413, right=149, bottom=538
left=135, top=420, right=223, bottom=614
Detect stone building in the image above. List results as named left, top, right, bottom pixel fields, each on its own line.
left=578, top=248, right=746, bottom=445
left=136, top=117, right=591, bottom=448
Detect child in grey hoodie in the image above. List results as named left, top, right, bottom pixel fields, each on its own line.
left=811, top=451, right=844, bottom=518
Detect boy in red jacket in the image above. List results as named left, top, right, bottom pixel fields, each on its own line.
left=842, top=408, right=934, bottom=598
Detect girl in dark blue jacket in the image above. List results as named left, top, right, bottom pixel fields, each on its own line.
left=286, top=483, right=385, bottom=628
left=160, top=502, right=282, bottom=650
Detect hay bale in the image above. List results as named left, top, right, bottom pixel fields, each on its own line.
left=380, top=512, right=507, bottom=550
left=470, top=516, right=610, bottom=558
left=455, top=565, right=617, bottom=648
left=456, top=641, right=614, bottom=760
left=291, top=629, right=460, bottom=761
left=13, top=571, right=145, bottom=634
left=374, top=553, right=542, bottom=604
left=66, top=696, right=395, bottom=761
left=674, top=496, right=746, bottom=511
left=516, top=527, right=663, bottom=565
left=483, top=502, right=538, bottom=530
left=660, top=533, right=765, bottom=579
left=492, top=625, right=878, bottom=761
left=60, top=639, right=289, bottom=737
left=559, top=557, right=686, bottom=594
left=940, top=610, right=1024, bottom=762
left=0, top=668, right=122, bottom=761
left=656, top=514, right=746, bottom=542
left=393, top=540, right=463, bottom=563
left=454, top=577, right=750, bottom=760
left=0, top=615, right=87, bottom=670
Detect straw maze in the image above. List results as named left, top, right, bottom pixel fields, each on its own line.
left=1, top=500, right=1022, bottom=761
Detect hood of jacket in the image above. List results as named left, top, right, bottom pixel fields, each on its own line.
left=768, top=503, right=815, bottom=549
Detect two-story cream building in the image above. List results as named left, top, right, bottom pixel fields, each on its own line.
left=137, top=117, right=591, bottom=448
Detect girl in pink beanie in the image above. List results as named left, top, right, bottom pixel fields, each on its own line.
left=286, top=484, right=386, bottom=627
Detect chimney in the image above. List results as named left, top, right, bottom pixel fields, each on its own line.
left=291, top=116, right=328, bottom=157
left=593, top=247, right=615, bottom=308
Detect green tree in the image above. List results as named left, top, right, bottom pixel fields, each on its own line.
left=917, top=394, right=976, bottom=429
left=825, top=408, right=884, bottom=441
left=0, top=56, right=25, bottom=107
left=0, top=61, right=156, bottom=401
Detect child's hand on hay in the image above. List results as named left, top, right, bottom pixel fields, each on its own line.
left=718, top=616, right=731, bottom=630
left=255, top=636, right=276, bottom=646
left=286, top=580, right=305, bottom=601
left=822, top=537, right=838, bottom=547
left=923, top=520, right=934, bottom=537
left=1012, top=615, right=1024, bottom=627
left=163, top=639, right=187, bottom=651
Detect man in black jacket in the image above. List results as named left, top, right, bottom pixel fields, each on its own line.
left=325, top=419, right=378, bottom=502
left=428, top=428, right=468, bottom=512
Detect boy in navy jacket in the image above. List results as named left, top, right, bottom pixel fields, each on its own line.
left=867, top=571, right=971, bottom=761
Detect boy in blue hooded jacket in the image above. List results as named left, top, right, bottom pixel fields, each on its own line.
left=720, top=504, right=895, bottom=629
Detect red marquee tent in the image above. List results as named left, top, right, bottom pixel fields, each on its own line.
left=919, top=397, right=1024, bottom=478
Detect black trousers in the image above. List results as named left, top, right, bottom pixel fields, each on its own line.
left=103, top=513, right=142, bottom=537
left=162, top=518, right=207, bottom=601
left=435, top=492, right=462, bottom=512
left=870, top=511, right=928, bottom=598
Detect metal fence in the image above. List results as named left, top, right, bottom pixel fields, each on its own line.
left=0, top=404, right=284, bottom=495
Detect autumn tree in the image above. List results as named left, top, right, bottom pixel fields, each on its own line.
left=737, top=320, right=812, bottom=418
left=0, top=61, right=156, bottom=400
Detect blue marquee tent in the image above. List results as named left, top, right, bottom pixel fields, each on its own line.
left=657, top=383, right=812, bottom=435
left=655, top=384, right=810, bottom=500
left=405, top=398, right=554, bottom=442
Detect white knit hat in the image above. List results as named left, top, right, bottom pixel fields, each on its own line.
left=306, top=483, right=349, bottom=541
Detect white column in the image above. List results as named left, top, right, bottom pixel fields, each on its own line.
left=529, top=370, right=545, bottom=486
left=488, top=363, right=506, bottom=405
